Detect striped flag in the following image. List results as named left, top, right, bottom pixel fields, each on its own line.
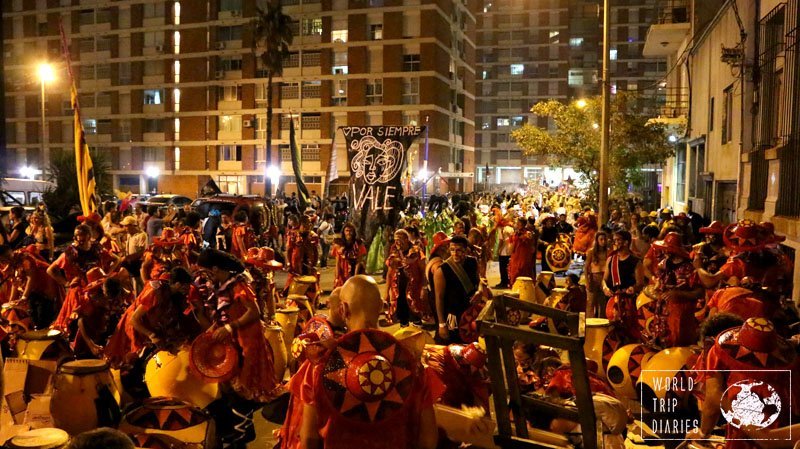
left=60, top=20, right=97, bottom=215
left=289, top=115, right=310, bottom=211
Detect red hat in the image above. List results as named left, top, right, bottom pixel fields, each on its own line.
left=84, top=267, right=107, bottom=293
left=189, top=331, right=240, bottom=383
left=430, top=232, right=451, bottom=255
left=715, top=318, right=795, bottom=368
left=675, top=212, right=688, bottom=221
left=759, top=221, right=786, bottom=244
left=153, top=227, right=181, bottom=246
left=699, top=220, right=725, bottom=235
left=243, top=247, right=283, bottom=271
left=77, top=212, right=102, bottom=223
left=653, top=232, right=690, bottom=258
left=322, top=329, right=416, bottom=423
left=723, top=220, right=767, bottom=252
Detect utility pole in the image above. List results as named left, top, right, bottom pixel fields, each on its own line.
left=599, top=0, right=611, bottom=223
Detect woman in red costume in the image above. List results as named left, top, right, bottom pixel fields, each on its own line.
left=70, top=275, right=132, bottom=358
left=198, top=249, right=278, bottom=448
left=230, top=210, right=255, bottom=260
left=508, top=217, right=536, bottom=286
left=47, top=224, right=118, bottom=332
left=138, top=228, right=189, bottom=295
left=572, top=212, right=598, bottom=256
left=284, top=215, right=320, bottom=297
left=13, top=245, right=63, bottom=329
left=331, top=223, right=366, bottom=288
left=386, top=229, right=428, bottom=325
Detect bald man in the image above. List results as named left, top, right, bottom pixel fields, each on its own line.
left=292, top=274, right=437, bottom=449
left=326, top=287, right=345, bottom=332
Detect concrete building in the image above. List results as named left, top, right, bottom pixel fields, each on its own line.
left=648, top=0, right=800, bottom=297
left=2, top=0, right=477, bottom=197
left=475, top=0, right=667, bottom=190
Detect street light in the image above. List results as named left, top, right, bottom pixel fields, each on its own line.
left=266, top=165, right=281, bottom=193
left=37, top=62, right=56, bottom=175
left=575, top=99, right=588, bottom=109
left=145, top=166, right=161, bottom=178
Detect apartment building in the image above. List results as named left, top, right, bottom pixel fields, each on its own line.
left=476, top=0, right=666, bottom=188
left=2, top=0, right=477, bottom=197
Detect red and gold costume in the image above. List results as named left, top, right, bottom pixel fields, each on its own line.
left=51, top=243, right=115, bottom=331
left=283, top=329, right=437, bottom=449
left=285, top=229, right=320, bottom=294
left=386, top=242, right=429, bottom=321
left=572, top=214, right=598, bottom=255
left=422, top=343, right=490, bottom=411
left=331, top=239, right=367, bottom=289
left=706, top=286, right=773, bottom=321
left=213, top=274, right=277, bottom=402
left=70, top=282, right=132, bottom=356
left=718, top=220, right=793, bottom=293
left=508, top=228, right=536, bottom=286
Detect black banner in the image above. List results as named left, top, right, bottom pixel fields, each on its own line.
left=340, top=126, right=424, bottom=243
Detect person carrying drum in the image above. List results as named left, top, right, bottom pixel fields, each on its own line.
left=386, top=229, right=428, bottom=326
left=330, top=223, right=366, bottom=289
left=602, top=230, right=645, bottom=342
left=284, top=215, right=319, bottom=296
left=198, top=249, right=279, bottom=449
left=72, top=276, right=132, bottom=358
left=508, top=217, right=537, bottom=287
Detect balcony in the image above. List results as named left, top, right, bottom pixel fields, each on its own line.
left=643, top=0, right=690, bottom=57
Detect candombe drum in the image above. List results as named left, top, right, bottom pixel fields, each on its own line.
left=144, top=349, right=219, bottom=408
left=5, top=428, right=70, bottom=449
left=275, top=307, right=300, bottom=358
left=511, top=277, right=537, bottom=303
left=1, top=302, right=32, bottom=334
left=545, top=236, right=573, bottom=273
left=50, top=359, right=122, bottom=435
left=15, top=329, right=72, bottom=361
left=583, top=318, right=619, bottom=377
left=636, top=346, right=698, bottom=411
left=264, top=324, right=288, bottom=383
left=288, top=275, right=320, bottom=309
left=530, top=288, right=569, bottom=330
left=606, top=344, right=657, bottom=399
left=636, top=285, right=659, bottom=335
left=119, top=397, right=215, bottom=449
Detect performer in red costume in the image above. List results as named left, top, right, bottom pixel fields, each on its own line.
left=48, top=224, right=118, bottom=332
left=650, top=232, right=703, bottom=347
left=284, top=215, right=319, bottom=296
left=508, top=217, right=537, bottom=286
left=386, top=229, right=428, bottom=325
left=199, top=249, right=278, bottom=449
left=572, top=212, right=598, bottom=256
left=331, top=223, right=366, bottom=289
left=13, top=245, right=62, bottom=329
left=71, top=276, right=132, bottom=358
left=290, top=275, right=438, bottom=449
left=602, top=230, right=644, bottom=342
left=687, top=318, right=800, bottom=449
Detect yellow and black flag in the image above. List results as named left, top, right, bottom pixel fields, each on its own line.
left=60, top=21, right=98, bottom=215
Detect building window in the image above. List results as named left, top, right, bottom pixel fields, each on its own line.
left=143, top=119, right=164, bottom=133
left=302, top=113, right=321, bottom=130
left=97, top=92, right=112, bottom=107
left=281, top=83, right=300, bottom=99
left=143, top=147, right=165, bottom=162
left=403, top=54, right=420, bottom=72
left=219, top=145, right=242, bottom=161
left=709, top=97, right=714, bottom=131
left=569, top=37, right=584, bottom=47
left=220, top=0, right=242, bottom=12
left=83, top=119, right=97, bottom=134
left=688, top=143, right=705, bottom=198
left=511, top=116, right=524, bottom=127
left=281, top=114, right=300, bottom=130
left=548, top=30, right=559, bottom=43
left=144, top=89, right=163, bottom=105
left=284, top=52, right=300, bottom=68
left=722, top=85, right=733, bottom=144
left=174, top=147, right=180, bottom=171
left=332, top=29, right=348, bottom=43
left=402, top=78, right=419, bottom=104
left=370, top=24, right=383, bottom=40
left=333, top=79, right=347, bottom=105
left=219, top=115, right=242, bottom=132
left=497, top=118, right=510, bottom=127
left=302, top=51, right=321, bottom=67
left=302, top=18, right=323, bottom=36
left=510, top=64, right=524, bottom=75
left=333, top=65, right=348, bottom=75
left=302, top=81, right=321, bottom=98
left=219, top=85, right=242, bottom=101
left=280, top=144, right=291, bottom=160
left=610, top=48, right=618, bottom=60
left=80, top=65, right=95, bottom=80
left=366, top=80, right=383, bottom=105
left=119, top=120, right=131, bottom=141
left=302, top=144, right=320, bottom=161
left=218, top=26, right=242, bottom=41
left=675, top=146, right=686, bottom=202
left=96, top=64, right=111, bottom=79
left=219, top=57, right=242, bottom=71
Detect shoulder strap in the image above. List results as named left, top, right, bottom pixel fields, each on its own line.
left=445, top=258, right=475, bottom=294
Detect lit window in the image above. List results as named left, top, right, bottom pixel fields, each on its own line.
left=333, top=65, right=348, bottom=75
left=370, top=24, right=383, bottom=40
left=610, top=49, right=618, bottom=60
left=569, top=37, right=583, bottom=47
left=510, top=64, right=524, bottom=75
left=482, top=70, right=488, bottom=80
left=218, top=115, right=242, bottom=132
left=173, top=89, right=180, bottom=112
left=218, top=145, right=242, bottom=161
left=174, top=147, right=180, bottom=170
left=174, top=2, right=180, bottom=25
left=549, top=30, right=559, bottom=44
left=497, top=118, right=510, bottom=127
left=332, top=29, right=348, bottom=43
left=144, top=89, right=163, bottom=105
left=302, top=18, right=323, bottom=36
left=511, top=116, right=524, bottom=127
left=366, top=80, right=383, bottom=105
left=83, top=119, right=97, bottom=134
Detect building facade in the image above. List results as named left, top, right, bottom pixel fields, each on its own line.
left=475, top=0, right=667, bottom=189
left=2, top=0, right=477, bottom=197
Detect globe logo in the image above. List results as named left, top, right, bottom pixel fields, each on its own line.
left=720, top=380, right=782, bottom=429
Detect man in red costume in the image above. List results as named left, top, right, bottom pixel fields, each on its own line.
left=13, top=245, right=62, bottom=329
left=602, top=230, right=644, bottom=342
left=386, top=229, right=428, bottom=326
left=687, top=318, right=800, bottom=449
left=71, top=276, right=132, bottom=358
left=199, top=249, right=279, bottom=449
left=331, top=223, right=366, bottom=288
left=508, top=217, right=537, bottom=286
left=284, top=215, right=319, bottom=296
left=292, top=275, right=438, bottom=449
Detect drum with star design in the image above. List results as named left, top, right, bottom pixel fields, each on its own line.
left=606, top=344, right=657, bottom=399
left=635, top=285, right=659, bottom=334
left=321, top=329, right=418, bottom=424
left=118, top=397, right=215, bottom=449
left=545, top=240, right=573, bottom=272
left=583, top=318, right=621, bottom=377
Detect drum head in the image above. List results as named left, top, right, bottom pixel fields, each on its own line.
left=7, top=428, right=69, bottom=449
left=60, top=359, right=109, bottom=374
left=277, top=307, right=300, bottom=315
left=585, top=318, right=610, bottom=327
left=546, top=243, right=572, bottom=272
left=286, top=294, right=308, bottom=303
left=189, top=332, right=239, bottom=383
left=296, top=276, right=317, bottom=284
left=20, top=329, right=63, bottom=341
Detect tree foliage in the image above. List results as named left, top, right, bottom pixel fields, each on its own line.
left=42, top=149, right=112, bottom=220
left=511, top=93, right=675, bottom=204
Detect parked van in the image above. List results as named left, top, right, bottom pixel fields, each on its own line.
left=0, top=178, right=55, bottom=209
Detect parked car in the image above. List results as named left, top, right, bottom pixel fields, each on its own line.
left=191, top=194, right=265, bottom=218
left=139, top=194, right=193, bottom=210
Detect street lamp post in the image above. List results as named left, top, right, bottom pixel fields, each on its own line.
left=37, top=63, right=55, bottom=175
left=599, top=0, right=611, bottom=224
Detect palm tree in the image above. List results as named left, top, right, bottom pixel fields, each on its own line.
left=252, top=2, right=294, bottom=195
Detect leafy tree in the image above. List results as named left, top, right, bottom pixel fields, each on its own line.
left=42, top=149, right=112, bottom=220
left=511, top=93, right=675, bottom=205
left=252, top=3, right=294, bottom=195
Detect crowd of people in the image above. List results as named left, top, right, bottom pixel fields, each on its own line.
left=0, top=186, right=797, bottom=449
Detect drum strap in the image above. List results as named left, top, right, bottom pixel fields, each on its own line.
left=445, top=258, right=474, bottom=294
left=610, top=255, right=621, bottom=287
